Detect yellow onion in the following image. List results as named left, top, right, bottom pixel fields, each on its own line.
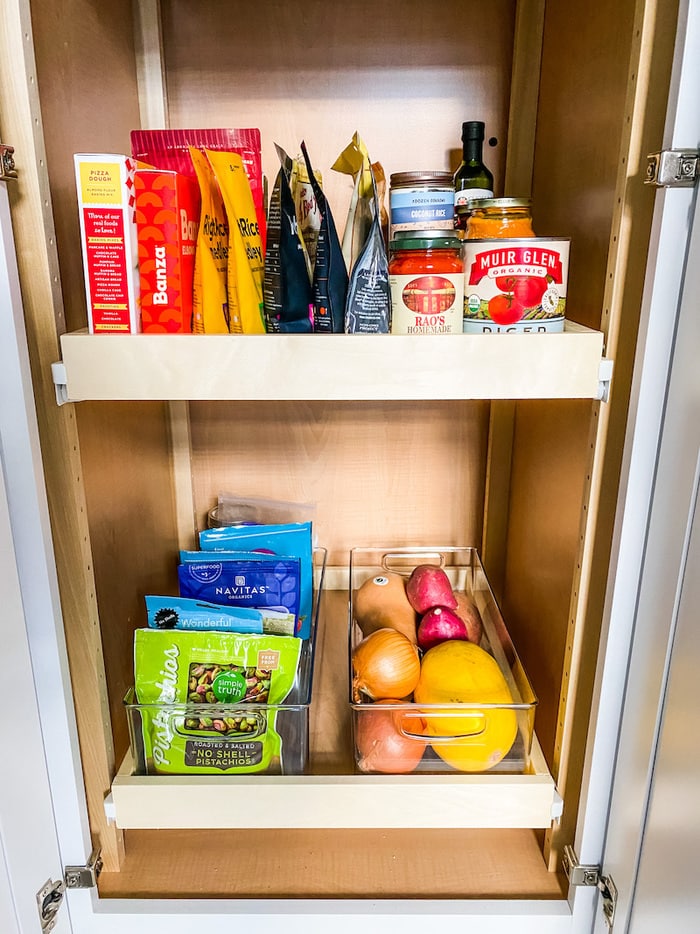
left=355, top=700, right=426, bottom=774
left=352, top=628, right=420, bottom=702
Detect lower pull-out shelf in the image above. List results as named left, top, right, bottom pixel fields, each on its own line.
left=107, top=738, right=559, bottom=830
left=108, top=577, right=559, bottom=833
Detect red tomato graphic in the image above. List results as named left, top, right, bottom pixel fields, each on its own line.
left=494, top=274, right=519, bottom=292
left=512, top=276, right=548, bottom=308
left=488, top=293, right=524, bottom=325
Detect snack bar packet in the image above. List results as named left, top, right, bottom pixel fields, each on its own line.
left=199, top=522, right=314, bottom=639
left=344, top=168, right=391, bottom=333
left=332, top=132, right=374, bottom=273
left=130, top=127, right=266, bottom=248
left=134, top=628, right=302, bottom=774
left=291, top=155, right=323, bottom=272
left=205, top=149, right=266, bottom=334
left=263, top=145, right=314, bottom=332
left=178, top=555, right=302, bottom=626
left=145, top=595, right=296, bottom=636
left=214, top=492, right=316, bottom=527
left=300, top=141, right=348, bottom=333
left=190, top=147, right=229, bottom=333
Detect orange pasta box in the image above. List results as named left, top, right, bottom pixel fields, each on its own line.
left=135, top=167, right=201, bottom=333
left=74, top=154, right=141, bottom=333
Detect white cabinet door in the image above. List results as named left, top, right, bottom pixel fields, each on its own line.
left=576, top=1, right=700, bottom=930
left=0, top=179, right=73, bottom=932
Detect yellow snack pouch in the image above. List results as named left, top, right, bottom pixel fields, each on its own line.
left=190, top=146, right=229, bottom=333
left=205, top=149, right=266, bottom=334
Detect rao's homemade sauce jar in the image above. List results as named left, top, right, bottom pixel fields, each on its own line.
left=389, top=234, right=464, bottom=334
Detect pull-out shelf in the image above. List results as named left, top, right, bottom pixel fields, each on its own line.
left=108, top=586, right=560, bottom=833
left=53, top=325, right=608, bottom=403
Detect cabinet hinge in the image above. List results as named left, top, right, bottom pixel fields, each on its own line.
left=64, top=846, right=103, bottom=889
left=35, top=848, right=103, bottom=931
left=645, top=149, right=699, bottom=187
left=563, top=844, right=617, bottom=930
left=0, top=143, right=18, bottom=181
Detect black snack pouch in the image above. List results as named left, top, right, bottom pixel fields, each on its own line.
left=300, top=141, right=348, bottom=333
left=344, top=169, right=391, bottom=333
left=263, top=145, right=313, bottom=333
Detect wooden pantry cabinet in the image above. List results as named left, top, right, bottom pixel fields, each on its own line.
left=0, top=0, right=692, bottom=930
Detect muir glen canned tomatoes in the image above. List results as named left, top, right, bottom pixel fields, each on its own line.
left=462, top=237, right=570, bottom=333
left=389, top=234, right=464, bottom=334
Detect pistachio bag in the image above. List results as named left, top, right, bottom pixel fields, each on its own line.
left=134, top=629, right=302, bottom=774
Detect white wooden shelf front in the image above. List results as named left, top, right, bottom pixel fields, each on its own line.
left=108, top=736, right=558, bottom=830
left=54, top=324, right=607, bottom=402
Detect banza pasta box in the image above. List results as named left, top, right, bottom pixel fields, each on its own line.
left=462, top=238, right=570, bottom=333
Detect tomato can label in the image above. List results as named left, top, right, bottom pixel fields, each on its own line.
left=390, top=273, right=464, bottom=334
left=462, top=238, right=570, bottom=333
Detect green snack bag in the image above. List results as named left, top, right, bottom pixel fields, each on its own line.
left=134, top=629, right=302, bottom=774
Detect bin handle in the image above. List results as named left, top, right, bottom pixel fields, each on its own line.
left=396, top=709, right=487, bottom=741
left=382, top=551, right=446, bottom=572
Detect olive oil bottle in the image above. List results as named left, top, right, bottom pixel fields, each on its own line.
left=453, top=121, right=494, bottom=221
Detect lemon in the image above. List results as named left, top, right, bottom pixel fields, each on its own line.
left=413, top=640, right=518, bottom=772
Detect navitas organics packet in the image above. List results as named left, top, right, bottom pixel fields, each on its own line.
left=145, top=595, right=296, bottom=635
left=190, top=147, right=229, bottom=333
left=133, top=628, right=302, bottom=774
left=205, top=149, right=266, bottom=334
left=263, top=145, right=313, bottom=333
left=199, top=522, right=314, bottom=639
left=130, top=127, right=266, bottom=248
left=300, top=141, right=348, bottom=333
left=178, top=555, right=302, bottom=626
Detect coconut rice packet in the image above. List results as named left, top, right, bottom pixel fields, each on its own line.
left=134, top=628, right=303, bottom=774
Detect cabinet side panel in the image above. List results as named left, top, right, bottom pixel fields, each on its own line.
left=29, top=0, right=142, bottom=333
left=531, top=0, right=637, bottom=332
left=161, top=0, right=516, bottom=215
left=76, top=401, right=180, bottom=762
left=501, top=399, right=592, bottom=764
left=189, top=401, right=490, bottom=564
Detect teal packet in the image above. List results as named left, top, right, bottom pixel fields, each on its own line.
left=145, top=595, right=296, bottom=636
left=199, top=522, right=314, bottom=639
left=178, top=556, right=301, bottom=626
left=133, top=628, right=303, bottom=774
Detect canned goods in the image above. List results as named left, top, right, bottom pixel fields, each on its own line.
left=389, top=171, right=455, bottom=239
left=462, top=237, right=570, bottom=333
left=389, top=235, right=464, bottom=335
left=461, top=197, right=536, bottom=239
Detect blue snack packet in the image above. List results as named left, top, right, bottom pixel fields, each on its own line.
left=199, top=522, right=313, bottom=639
left=178, top=557, right=301, bottom=627
left=145, top=595, right=296, bottom=635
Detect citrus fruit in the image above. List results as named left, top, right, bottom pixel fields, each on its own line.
left=413, top=640, right=518, bottom=772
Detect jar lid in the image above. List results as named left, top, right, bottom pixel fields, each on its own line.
left=390, top=171, right=454, bottom=187
left=390, top=236, right=463, bottom=251
left=392, top=228, right=455, bottom=240
left=466, top=197, right=532, bottom=210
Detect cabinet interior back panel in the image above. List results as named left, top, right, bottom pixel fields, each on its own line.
left=162, top=0, right=516, bottom=216
left=189, top=400, right=490, bottom=564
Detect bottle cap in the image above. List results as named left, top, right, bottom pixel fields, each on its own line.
left=461, top=121, right=485, bottom=141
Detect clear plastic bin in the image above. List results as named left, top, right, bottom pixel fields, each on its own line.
left=125, top=547, right=326, bottom=776
left=349, top=546, right=537, bottom=775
